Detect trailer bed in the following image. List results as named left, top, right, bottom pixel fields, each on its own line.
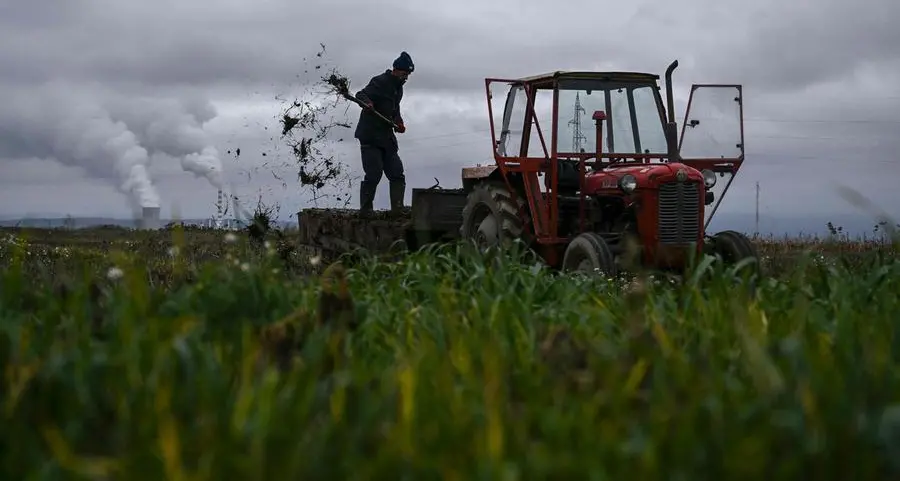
left=296, top=187, right=469, bottom=259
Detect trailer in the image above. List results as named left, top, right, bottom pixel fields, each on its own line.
left=297, top=187, right=470, bottom=260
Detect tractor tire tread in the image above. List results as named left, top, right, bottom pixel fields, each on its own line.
left=562, top=232, right=617, bottom=276
left=460, top=181, right=530, bottom=245
left=714, top=230, right=758, bottom=261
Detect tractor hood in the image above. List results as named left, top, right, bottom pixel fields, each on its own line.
left=582, top=162, right=704, bottom=195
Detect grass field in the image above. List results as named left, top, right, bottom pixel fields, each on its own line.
left=2, top=224, right=900, bottom=479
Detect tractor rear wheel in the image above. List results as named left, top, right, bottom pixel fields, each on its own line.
left=459, top=181, right=529, bottom=249
left=562, top=232, right=617, bottom=276
left=709, top=230, right=759, bottom=275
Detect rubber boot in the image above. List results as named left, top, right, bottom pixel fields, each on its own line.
left=389, top=181, right=405, bottom=216
left=359, top=182, right=376, bottom=218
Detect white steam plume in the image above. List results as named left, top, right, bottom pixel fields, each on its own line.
left=1, top=87, right=161, bottom=209
left=104, top=96, right=225, bottom=190
left=0, top=83, right=228, bottom=209
left=121, top=164, right=160, bottom=208
left=182, top=146, right=224, bottom=189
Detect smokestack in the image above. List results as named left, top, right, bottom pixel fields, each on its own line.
left=140, top=206, right=161, bottom=230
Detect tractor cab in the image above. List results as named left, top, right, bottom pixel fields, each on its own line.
left=494, top=71, right=671, bottom=167
left=519, top=72, right=673, bottom=200
left=460, top=61, right=752, bottom=273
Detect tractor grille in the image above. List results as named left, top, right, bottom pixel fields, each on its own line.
left=657, top=181, right=701, bottom=244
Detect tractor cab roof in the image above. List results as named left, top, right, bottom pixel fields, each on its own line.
left=510, top=71, right=661, bottom=88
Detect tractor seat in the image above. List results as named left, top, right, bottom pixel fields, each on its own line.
left=544, top=159, right=580, bottom=194
left=559, top=160, right=580, bottom=191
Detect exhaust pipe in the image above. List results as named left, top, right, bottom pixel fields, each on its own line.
left=664, top=60, right=678, bottom=123
left=663, top=60, right=680, bottom=161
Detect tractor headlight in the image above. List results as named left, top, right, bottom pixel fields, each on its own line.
left=619, top=174, right=637, bottom=193
left=702, top=169, right=717, bottom=188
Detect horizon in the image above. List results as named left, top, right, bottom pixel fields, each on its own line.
left=2, top=210, right=896, bottom=240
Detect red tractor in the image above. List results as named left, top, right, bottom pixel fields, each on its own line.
left=456, top=60, right=758, bottom=274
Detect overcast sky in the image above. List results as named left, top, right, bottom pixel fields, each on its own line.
left=1, top=0, right=899, bottom=232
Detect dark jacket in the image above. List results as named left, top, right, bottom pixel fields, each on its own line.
left=354, top=70, right=404, bottom=150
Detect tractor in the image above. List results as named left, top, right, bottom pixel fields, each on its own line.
left=454, top=60, right=758, bottom=274
left=297, top=60, right=759, bottom=275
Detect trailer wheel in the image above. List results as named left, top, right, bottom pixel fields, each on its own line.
left=709, top=230, right=759, bottom=274
left=562, top=232, right=617, bottom=276
left=459, top=182, right=528, bottom=249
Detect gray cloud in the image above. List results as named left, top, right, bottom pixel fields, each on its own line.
left=1, top=0, right=899, bottom=232
left=7, top=0, right=896, bottom=94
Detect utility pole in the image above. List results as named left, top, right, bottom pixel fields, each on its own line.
left=755, top=181, right=760, bottom=237
left=568, top=92, right=587, bottom=153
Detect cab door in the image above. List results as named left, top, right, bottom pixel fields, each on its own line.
left=677, top=84, right=744, bottom=228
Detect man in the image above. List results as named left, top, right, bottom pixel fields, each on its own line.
left=353, top=51, right=413, bottom=217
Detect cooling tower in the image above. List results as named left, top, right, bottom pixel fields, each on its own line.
left=140, top=206, right=161, bottom=230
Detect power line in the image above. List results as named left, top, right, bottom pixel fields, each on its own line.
left=377, top=114, right=900, bottom=153
left=749, top=117, right=900, bottom=125
left=402, top=116, right=900, bottom=144
left=677, top=116, right=900, bottom=125
left=752, top=133, right=889, bottom=141
left=396, top=129, right=896, bottom=153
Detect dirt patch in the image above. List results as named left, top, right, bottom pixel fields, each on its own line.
left=279, top=55, right=352, bottom=188
left=323, top=71, right=352, bottom=98
left=228, top=43, right=402, bottom=215
left=263, top=43, right=360, bottom=207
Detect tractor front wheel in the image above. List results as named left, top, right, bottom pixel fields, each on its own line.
left=460, top=182, right=529, bottom=250
left=709, top=230, right=759, bottom=275
left=562, top=232, right=617, bottom=276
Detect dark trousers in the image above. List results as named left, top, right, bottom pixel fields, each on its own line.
left=359, top=143, right=405, bottom=212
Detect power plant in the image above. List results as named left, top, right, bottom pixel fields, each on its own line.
left=132, top=190, right=241, bottom=230
left=139, top=206, right=161, bottom=230
left=203, top=189, right=242, bottom=230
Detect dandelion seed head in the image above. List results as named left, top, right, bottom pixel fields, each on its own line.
left=107, top=266, right=124, bottom=280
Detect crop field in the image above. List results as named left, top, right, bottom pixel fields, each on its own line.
left=2, top=223, right=900, bottom=479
